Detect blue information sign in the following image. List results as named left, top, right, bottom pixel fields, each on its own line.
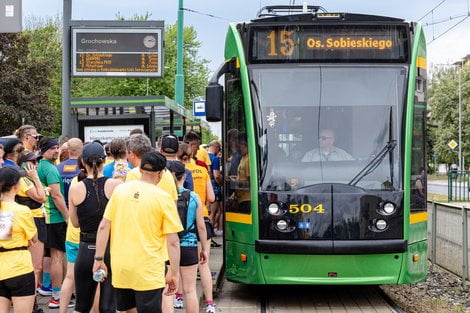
left=193, top=100, right=206, bottom=117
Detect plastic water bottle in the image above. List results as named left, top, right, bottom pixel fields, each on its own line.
left=93, top=269, right=106, bottom=282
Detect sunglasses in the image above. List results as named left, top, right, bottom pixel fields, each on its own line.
left=29, top=134, right=39, bottom=140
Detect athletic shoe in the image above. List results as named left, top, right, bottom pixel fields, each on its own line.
left=205, top=303, right=216, bottom=313
left=173, top=297, right=184, bottom=309
left=48, top=298, right=74, bottom=309
left=37, top=285, right=52, bottom=296
left=48, top=297, right=60, bottom=309
left=211, top=239, right=221, bottom=248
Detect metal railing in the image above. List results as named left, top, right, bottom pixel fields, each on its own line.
left=447, top=170, right=470, bottom=201
left=428, top=201, right=469, bottom=289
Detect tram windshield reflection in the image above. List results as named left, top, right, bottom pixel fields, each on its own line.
left=251, top=65, right=407, bottom=191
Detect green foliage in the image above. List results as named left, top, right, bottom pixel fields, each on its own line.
left=428, top=65, right=470, bottom=166
left=0, top=32, right=55, bottom=135
left=24, top=15, right=63, bottom=135
left=202, top=126, right=219, bottom=144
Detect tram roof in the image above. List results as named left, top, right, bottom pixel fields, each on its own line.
left=251, top=12, right=405, bottom=24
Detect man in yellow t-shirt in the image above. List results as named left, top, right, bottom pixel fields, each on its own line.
left=125, top=134, right=177, bottom=200
left=93, top=151, right=182, bottom=313
left=183, top=131, right=211, bottom=169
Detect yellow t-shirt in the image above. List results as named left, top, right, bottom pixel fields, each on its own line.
left=17, top=177, right=44, bottom=218
left=65, top=177, right=80, bottom=244
left=236, top=155, right=251, bottom=203
left=103, top=180, right=183, bottom=290
left=125, top=167, right=177, bottom=201
left=185, top=162, right=211, bottom=217
left=196, top=149, right=212, bottom=167
left=0, top=202, right=36, bottom=280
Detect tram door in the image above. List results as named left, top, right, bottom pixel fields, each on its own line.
left=223, top=74, right=254, bottom=246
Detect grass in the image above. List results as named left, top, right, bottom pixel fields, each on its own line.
left=428, top=193, right=448, bottom=202
left=428, top=174, right=448, bottom=181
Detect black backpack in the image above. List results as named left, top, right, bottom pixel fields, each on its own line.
left=177, top=190, right=195, bottom=238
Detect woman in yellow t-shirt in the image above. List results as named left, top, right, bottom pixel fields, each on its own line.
left=0, top=166, right=38, bottom=312
left=15, top=151, right=46, bottom=286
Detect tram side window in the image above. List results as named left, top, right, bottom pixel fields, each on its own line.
left=225, top=74, right=251, bottom=214
left=410, top=108, right=426, bottom=211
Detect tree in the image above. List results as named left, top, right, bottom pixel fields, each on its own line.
left=428, top=65, right=470, bottom=166
left=0, top=33, right=55, bottom=135
left=24, top=15, right=63, bottom=135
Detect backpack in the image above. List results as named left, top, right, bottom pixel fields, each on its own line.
left=177, top=190, right=195, bottom=238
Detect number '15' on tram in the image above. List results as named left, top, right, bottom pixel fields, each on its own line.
left=206, top=5, right=427, bottom=284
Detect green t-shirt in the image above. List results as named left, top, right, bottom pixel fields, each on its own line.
left=37, top=159, right=65, bottom=224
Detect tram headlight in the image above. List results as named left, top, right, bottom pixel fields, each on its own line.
left=276, top=219, right=288, bottom=231
left=382, top=202, right=396, bottom=215
left=375, top=219, right=388, bottom=230
left=267, top=203, right=281, bottom=215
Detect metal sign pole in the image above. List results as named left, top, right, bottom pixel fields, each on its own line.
left=62, top=0, right=72, bottom=136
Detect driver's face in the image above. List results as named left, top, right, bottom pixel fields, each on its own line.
left=318, top=130, right=335, bottom=151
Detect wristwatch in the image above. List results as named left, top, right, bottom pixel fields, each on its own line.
left=94, top=256, right=104, bottom=261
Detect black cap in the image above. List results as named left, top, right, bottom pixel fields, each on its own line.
left=38, top=137, right=59, bottom=156
left=161, top=134, right=179, bottom=154
left=82, top=142, right=106, bottom=162
left=141, top=151, right=167, bottom=172
left=168, top=160, right=186, bottom=177
left=0, top=166, right=26, bottom=186
left=3, top=138, right=22, bottom=155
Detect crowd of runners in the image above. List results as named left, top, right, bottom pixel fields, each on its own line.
left=0, top=124, right=224, bottom=313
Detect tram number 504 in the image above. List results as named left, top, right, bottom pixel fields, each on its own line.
left=289, top=204, right=325, bottom=214
left=267, top=30, right=295, bottom=57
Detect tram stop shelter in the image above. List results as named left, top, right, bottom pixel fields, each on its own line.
left=69, top=96, right=207, bottom=146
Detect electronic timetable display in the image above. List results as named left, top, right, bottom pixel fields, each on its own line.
left=250, top=24, right=409, bottom=63
left=72, top=28, right=163, bottom=77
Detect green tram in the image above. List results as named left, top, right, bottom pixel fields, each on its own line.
left=205, top=5, right=428, bottom=284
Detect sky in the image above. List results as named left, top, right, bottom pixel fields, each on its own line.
left=23, top=0, right=470, bottom=74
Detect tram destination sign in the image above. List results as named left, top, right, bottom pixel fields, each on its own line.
left=250, top=24, right=409, bottom=63
left=72, top=28, right=163, bottom=77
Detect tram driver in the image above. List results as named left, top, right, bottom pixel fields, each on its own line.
left=302, top=129, right=354, bottom=162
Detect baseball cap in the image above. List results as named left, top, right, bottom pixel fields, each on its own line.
left=141, top=151, right=167, bottom=172
left=161, top=134, right=179, bottom=154
left=3, top=138, right=22, bottom=155
left=167, top=160, right=186, bottom=177
left=82, top=142, right=106, bottom=162
left=0, top=166, right=26, bottom=185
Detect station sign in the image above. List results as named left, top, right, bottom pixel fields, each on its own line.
left=193, top=100, right=206, bottom=117
left=84, top=125, right=144, bottom=143
left=72, top=27, right=163, bottom=77
left=0, top=0, right=21, bottom=33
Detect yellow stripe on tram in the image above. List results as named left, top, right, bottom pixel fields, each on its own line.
left=226, top=212, right=252, bottom=224
left=410, top=212, right=428, bottom=224
left=416, top=56, right=427, bottom=69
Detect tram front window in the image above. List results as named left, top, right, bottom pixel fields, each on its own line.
left=251, top=66, right=407, bottom=191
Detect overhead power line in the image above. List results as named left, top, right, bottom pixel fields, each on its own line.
left=423, top=12, right=469, bottom=27
left=418, top=0, right=447, bottom=21
left=182, top=8, right=234, bottom=22
left=427, top=14, right=470, bottom=45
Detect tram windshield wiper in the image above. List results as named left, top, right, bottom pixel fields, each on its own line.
left=348, top=140, right=397, bottom=186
